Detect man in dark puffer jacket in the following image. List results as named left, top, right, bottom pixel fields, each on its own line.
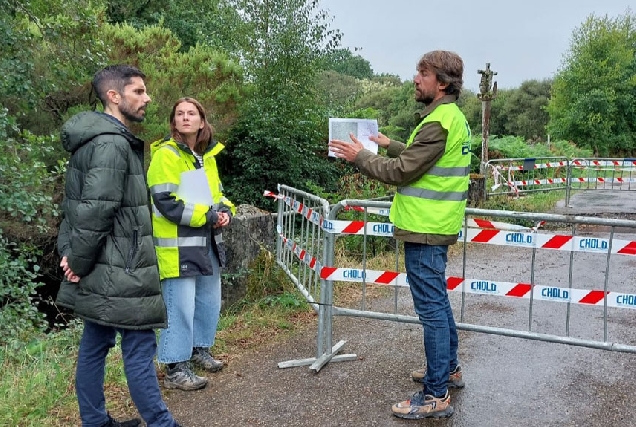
left=57, top=65, right=182, bottom=427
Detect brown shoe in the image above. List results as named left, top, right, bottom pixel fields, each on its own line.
left=392, top=390, right=454, bottom=419
left=411, top=365, right=465, bottom=388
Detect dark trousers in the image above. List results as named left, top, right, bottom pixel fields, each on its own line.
left=76, top=320, right=176, bottom=427
left=404, top=242, right=459, bottom=398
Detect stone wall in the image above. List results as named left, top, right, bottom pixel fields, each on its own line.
left=221, top=205, right=276, bottom=309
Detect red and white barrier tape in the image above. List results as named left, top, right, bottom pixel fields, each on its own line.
left=497, top=160, right=568, bottom=171
left=510, top=177, right=636, bottom=187
left=280, top=234, right=322, bottom=272
left=266, top=190, right=542, bottom=234
left=459, top=228, right=636, bottom=256
left=280, top=235, right=636, bottom=310
left=267, top=190, right=636, bottom=257
left=341, top=205, right=542, bottom=231
left=319, top=267, right=636, bottom=309
left=572, top=160, right=636, bottom=168
left=497, top=159, right=636, bottom=171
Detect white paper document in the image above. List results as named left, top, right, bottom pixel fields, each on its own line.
left=328, top=118, right=379, bottom=157
left=176, top=168, right=213, bottom=206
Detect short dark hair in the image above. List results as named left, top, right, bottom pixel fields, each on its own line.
left=92, top=65, right=146, bottom=107
left=417, top=51, right=464, bottom=96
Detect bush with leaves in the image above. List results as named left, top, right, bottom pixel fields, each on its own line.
left=0, top=108, right=62, bottom=344
left=221, top=96, right=340, bottom=209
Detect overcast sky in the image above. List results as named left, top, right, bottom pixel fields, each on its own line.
left=318, top=0, right=633, bottom=91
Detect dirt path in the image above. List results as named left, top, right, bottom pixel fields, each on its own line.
left=162, top=243, right=636, bottom=426
left=160, top=191, right=636, bottom=427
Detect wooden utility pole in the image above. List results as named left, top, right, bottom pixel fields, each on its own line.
left=477, top=63, right=497, bottom=175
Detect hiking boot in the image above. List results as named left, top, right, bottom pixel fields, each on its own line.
left=411, top=365, right=465, bottom=388
left=190, top=347, right=224, bottom=372
left=101, top=415, right=141, bottom=427
left=392, top=390, right=454, bottom=419
left=164, top=362, right=208, bottom=391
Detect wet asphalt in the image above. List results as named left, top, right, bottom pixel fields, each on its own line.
left=162, top=190, right=636, bottom=427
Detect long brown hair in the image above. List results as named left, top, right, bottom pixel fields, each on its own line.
left=169, top=97, right=215, bottom=154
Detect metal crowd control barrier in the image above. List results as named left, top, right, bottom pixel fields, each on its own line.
left=568, top=158, right=636, bottom=204
left=485, top=156, right=570, bottom=200
left=272, top=185, right=636, bottom=373
left=272, top=185, right=358, bottom=371
left=486, top=157, right=636, bottom=206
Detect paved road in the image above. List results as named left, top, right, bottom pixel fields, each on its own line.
left=555, top=188, right=636, bottom=215
left=162, top=190, right=636, bottom=427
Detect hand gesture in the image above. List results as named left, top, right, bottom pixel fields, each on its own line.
left=369, top=132, right=390, bottom=148
left=328, top=132, right=364, bottom=162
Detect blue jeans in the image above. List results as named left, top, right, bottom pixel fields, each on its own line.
left=76, top=320, right=176, bottom=427
left=158, top=249, right=221, bottom=363
left=404, top=242, right=459, bottom=398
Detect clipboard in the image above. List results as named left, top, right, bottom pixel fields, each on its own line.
left=176, top=168, right=213, bottom=205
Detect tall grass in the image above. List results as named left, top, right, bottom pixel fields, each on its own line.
left=0, top=320, right=139, bottom=427
left=1, top=323, right=80, bottom=426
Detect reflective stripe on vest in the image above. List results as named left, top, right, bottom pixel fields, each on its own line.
left=181, top=204, right=195, bottom=226
left=161, top=145, right=181, bottom=157
left=397, top=186, right=468, bottom=202
left=427, top=165, right=471, bottom=177
left=153, top=236, right=207, bottom=247
left=150, top=183, right=179, bottom=194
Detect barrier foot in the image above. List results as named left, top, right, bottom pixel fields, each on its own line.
left=277, top=340, right=357, bottom=371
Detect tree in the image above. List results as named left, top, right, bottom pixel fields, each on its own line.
left=315, top=70, right=362, bottom=114
left=548, top=11, right=636, bottom=156
left=105, top=0, right=244, bottom=53
left=503, top=79, right=552, bottom=141
left=488, top=88, right=514, bottom=137
left=321, top=48, right=374, bottom=79
left=0, top=0, right=106, bottom=132
left=99, top=23, right=244, bottom=142
left=457, top=89, right=481, bottom=133
left=220, top=0, right=343, bottom=207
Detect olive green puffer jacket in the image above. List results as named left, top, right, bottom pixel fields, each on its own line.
left=56, top=111, right=166, bottom=329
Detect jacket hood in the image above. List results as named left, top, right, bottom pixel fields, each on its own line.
left=150, top=136, right=224, bottom=159
left=61, top=111, right=142, bottom=153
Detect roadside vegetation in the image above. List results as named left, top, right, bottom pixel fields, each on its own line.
left=1, top=1, right=634, bottom=425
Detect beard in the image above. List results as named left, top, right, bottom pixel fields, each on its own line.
left=120, top=100, right=146, bottom=123
left=415, top=88, right=435, bottom=105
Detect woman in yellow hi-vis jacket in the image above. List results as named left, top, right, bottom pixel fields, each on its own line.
left=147, top=97, right=236, bottom=391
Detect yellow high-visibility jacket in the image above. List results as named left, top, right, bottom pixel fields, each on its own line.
left=147, top=137, right=236, bottom=280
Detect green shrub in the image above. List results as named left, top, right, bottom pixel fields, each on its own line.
left=0, top=109, right=63, bottom=344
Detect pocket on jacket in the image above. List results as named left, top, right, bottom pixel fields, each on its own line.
left=216, top=242, right=227, bottom=268
left=125, top=228, right=140, bottom=274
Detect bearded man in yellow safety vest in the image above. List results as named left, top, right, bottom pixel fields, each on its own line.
left=329, top=50, right=471, bottom=420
